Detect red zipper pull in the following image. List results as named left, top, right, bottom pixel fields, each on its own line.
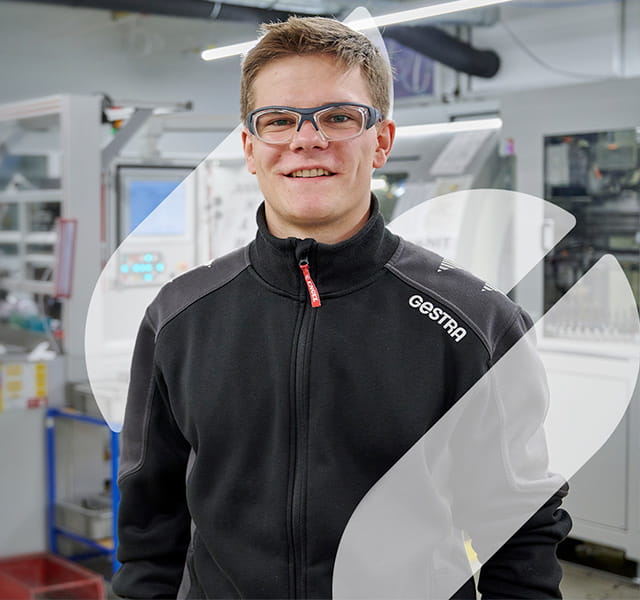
left=299, top=259, right=321, bottom=308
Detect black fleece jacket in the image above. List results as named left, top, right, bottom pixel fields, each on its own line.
left=112, top=200, right=571, bottom=599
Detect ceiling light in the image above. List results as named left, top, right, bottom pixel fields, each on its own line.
left=201, top=40, right=257, bottom=61
left=396, top=117, right=502, bottom=137
left=348, top=0, right=511, bottom=30
left=201, top=0, right=512, bottom=61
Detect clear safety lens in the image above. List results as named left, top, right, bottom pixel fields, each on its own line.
left=254, top=105, right=367, bottom=143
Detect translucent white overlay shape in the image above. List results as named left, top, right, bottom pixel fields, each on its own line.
left=333, top=253, right=639, bottom=599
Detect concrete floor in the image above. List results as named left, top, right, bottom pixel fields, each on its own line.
left=104, top=561, right=640, bottom=599
left=560, top=561, right=640, bottom=600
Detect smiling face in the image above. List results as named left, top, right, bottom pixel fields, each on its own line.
left=242, top=54, right=395, bottom=243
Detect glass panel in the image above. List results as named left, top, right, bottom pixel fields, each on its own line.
left=0, top=114, right=61, bottom=191
left=26, top=243, right=55, bottom=254
left=543, top=127, right=640, bottom=340
left=0, top=202, right=18, bottom=230
left=27, top=201, right=60, bottom=232
left=0, top=243, right=19, bottom=256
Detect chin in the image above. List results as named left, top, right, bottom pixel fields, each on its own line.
left=286, top=194, right=339, bottom=219
left=290, top=208, right=337, bottom=229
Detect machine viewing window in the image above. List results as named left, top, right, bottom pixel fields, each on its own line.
left=117, top=166, right=191, bottom=241
left=128, top=179, right=183, bottom=235
left=543, top=127, right=640, bottom=339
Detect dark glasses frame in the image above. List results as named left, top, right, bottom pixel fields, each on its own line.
left=245, top=102, right=383, bottom=143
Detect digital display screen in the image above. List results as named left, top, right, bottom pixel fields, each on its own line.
left=127, top=179, right=185, bottom=236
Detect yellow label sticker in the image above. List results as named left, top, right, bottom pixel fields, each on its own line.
left=6, top=364, right=22, bottom=377
left=7, top=380, right=23, bottom=394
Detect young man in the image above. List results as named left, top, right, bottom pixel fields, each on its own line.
left=112, top=17, right=570, bottom=599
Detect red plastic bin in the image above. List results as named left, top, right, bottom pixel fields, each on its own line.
left=0, top=553, right=105, bottom=599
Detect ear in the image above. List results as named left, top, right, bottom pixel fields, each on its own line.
left=241, top=128, right=257, bottom=175
left=372, top=119, right=396, bottom=169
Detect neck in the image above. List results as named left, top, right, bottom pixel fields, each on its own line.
left=264, top=201, right=372, bottom=244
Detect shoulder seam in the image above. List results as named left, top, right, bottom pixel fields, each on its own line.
left=385, top=261, right=493, bottom=356
left=153, top=246, right=250, bottom=340
left=386, top=239, right=523, bottom=361
left=489, top=306, right=524, bottom=365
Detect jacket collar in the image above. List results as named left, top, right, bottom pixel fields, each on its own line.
left=249, top=195, right=400, bottom=300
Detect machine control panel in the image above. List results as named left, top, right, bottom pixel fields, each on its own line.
left=118, top=251, right=166, bottom=285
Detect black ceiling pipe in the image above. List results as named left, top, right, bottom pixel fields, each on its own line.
left=210, top=1, right=334, bottom=22
left=385, top=25, right=500, bottom=78
left=10, top=0, right=332, bottom=22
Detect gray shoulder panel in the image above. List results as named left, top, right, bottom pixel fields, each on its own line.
left=386, top=239, right=521, bottom=358
left=146, top=245, right=250, bottom=338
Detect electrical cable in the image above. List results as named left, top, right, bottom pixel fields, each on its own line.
left=500, top=17, right=614, bottom=81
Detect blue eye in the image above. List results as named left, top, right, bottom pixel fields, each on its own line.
left=270, top=118, right=295, bottom=127
left=319, top=107, right=363, bottom=133
left=257, top=113, right=297, bottom=131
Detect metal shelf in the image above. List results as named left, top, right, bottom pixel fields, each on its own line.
left=46, top=408, right=120, bottom=575
left=25, top=253, right=56, bottom=266
left=0, top=277, right=55, bottom=295
left=25, top=231, right=56, bottom=244
left=0, top=189, right=62, bottom=203
left=0, top=232, right=57, bottom=245
left=0, top=231, right=21, bottom=242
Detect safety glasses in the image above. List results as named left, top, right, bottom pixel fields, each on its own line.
left=246, top=102, right=382, bottom=144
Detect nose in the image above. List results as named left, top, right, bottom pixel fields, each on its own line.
left=289, top=119, right=329, bottom=150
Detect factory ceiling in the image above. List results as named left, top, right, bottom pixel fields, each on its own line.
left=7, top=0, right=503, bottom=26
left=10, top=0, right=504, bottom=77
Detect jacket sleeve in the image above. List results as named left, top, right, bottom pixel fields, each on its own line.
left=450, top=307, right=572, bottom=598
left=477, top=483, right=571, bottom=599
left=111, top=311, right=192, bottom=599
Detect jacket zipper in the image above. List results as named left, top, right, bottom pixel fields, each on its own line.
left=291, top=310, right=309, bottom=599
left=289, top=254, right=320, bottom=598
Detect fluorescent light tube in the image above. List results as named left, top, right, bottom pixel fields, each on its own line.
left=349, top=0, right=512, bottom=30
left=201, top=40, right=257, bottom=61
left=396, top=117, right=502, bottom=136
left=201, top=0, right=512, bottom=61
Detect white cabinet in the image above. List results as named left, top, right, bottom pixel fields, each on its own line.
left=539, top=343, right=640, bottom=568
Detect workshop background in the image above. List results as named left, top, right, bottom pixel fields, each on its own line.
left=0, top=0, right=639, bottom=597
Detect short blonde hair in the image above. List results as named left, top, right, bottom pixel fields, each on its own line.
left=240, top=16, right=391, bottom=121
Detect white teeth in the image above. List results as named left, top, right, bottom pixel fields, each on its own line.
left=290, top=168, right=331, bottom=178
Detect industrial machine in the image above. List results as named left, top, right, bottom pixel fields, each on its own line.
left=540, top=127, right=640, bottom=573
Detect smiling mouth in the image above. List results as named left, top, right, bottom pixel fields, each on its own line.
left=286, top=168, right=335, bottom=178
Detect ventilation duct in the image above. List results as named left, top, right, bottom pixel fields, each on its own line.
left=384, top=25, right=500, bottom=78
left=13, top=0, right=331, bottom=22
left=15, top=0, right=505, bottom=27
